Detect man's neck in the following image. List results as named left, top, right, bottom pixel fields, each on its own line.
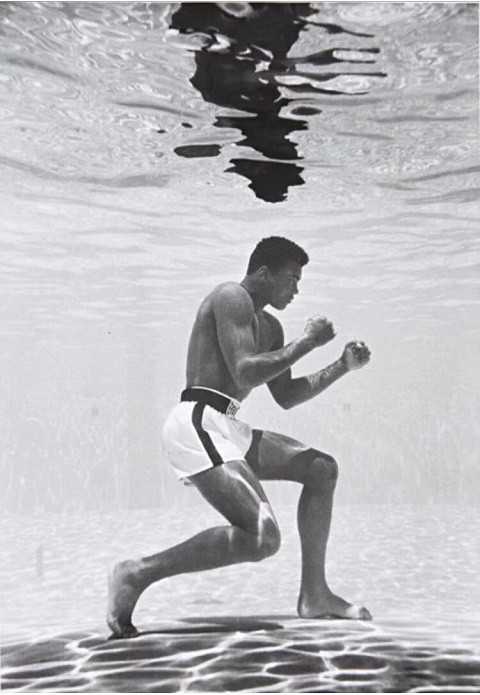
left=239, top=276, right=267, bottom=312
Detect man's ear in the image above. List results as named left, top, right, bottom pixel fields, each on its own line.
left=257, top=265, right=271, bottom=283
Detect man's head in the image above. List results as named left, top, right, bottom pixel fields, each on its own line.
left=246, top=236, right=309, bottom=310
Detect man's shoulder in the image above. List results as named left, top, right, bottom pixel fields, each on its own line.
left=210, top=282, right=254, bottom=316
left=211, top=281, right=243, bottom=296
left=211, top=282, right=251, bottom=303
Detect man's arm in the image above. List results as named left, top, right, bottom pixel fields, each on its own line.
left=267, top=321, right=371, bottom=409
left=213, top=285, right=334, bottom=390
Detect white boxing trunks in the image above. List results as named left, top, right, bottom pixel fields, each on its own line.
left=161, top=387, right=253, bottom=479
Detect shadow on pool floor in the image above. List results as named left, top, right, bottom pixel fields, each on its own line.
left=2, top=615, right=480, bottom=692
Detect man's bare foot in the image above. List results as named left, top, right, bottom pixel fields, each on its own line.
left=297, top=591, right=372, bottom=621
left=107, top=560, right=144, bottom=638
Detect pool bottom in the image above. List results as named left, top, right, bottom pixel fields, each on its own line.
left=2, top=615, right=480, bottom=692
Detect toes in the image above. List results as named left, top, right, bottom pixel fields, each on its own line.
left=298, top=597, right=372, bottom=622
left=108, top=625, right=139, bottom=640
left=359, top=606, right=372, bottom=620
left=107, top=618, right=139, bottom=639
left=343, top=604, right=373, bottom=620
left=120, top=628, right=139, bottom=639
left=124, top=625, right=140, bottom=638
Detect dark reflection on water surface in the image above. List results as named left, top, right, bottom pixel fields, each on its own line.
left=170, top=2, right=385, bottom=202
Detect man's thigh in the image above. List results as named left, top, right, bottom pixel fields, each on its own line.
left=188, top=459, right=276, bottom=533
left=246, top=430, right=329, bottom=484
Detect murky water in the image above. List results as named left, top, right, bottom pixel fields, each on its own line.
left=1, top=1, right=479, bottom=691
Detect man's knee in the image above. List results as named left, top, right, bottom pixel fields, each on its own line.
left=305, top=450, right=339, bottom=489
left=250, top=515, right=281, bottom=561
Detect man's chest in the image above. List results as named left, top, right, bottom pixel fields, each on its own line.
left=252, top=313, right=275, bottom=353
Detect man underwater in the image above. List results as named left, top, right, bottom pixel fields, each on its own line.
left=108, top=236, right=371, bottom=638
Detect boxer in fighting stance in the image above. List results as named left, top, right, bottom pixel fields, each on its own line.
left=108, top=236, right=371, bottom=637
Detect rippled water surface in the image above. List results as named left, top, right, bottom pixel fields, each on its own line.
left=1, top=1, right=479, bottom=692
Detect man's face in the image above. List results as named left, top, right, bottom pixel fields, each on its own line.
left=267, top=260, right=302, bottom=310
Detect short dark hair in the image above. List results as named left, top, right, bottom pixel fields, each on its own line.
left=247, top=236, right=309, bottom=274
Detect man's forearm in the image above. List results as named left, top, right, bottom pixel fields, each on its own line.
left=238, top=337, right=315, bottom=389
left=283, top=358, right=348, bottom=408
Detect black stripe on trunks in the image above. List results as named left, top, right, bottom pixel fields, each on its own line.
left=192, top=401, right=224, bottom=467
left=245, top=429, right=263, bottom=465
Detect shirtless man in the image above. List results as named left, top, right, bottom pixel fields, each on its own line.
left=108, top=236, right=371, bottom=638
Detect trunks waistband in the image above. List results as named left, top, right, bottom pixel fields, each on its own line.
left=180, top=387, right=240, bottom=418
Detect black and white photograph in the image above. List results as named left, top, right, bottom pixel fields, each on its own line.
left=1, top=1, right=479, bottom=692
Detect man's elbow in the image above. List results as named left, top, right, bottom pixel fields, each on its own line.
left=236, top=363, right=258, bottom=391
left=274, top=391, right=295, bottom=410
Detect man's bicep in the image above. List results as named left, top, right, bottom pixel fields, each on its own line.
left=213, top=289, right=256, bottom=379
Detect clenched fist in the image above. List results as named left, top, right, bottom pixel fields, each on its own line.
left=303, top=316, right=336, bottom=347
left=342, top=341, right=371, bottom=371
